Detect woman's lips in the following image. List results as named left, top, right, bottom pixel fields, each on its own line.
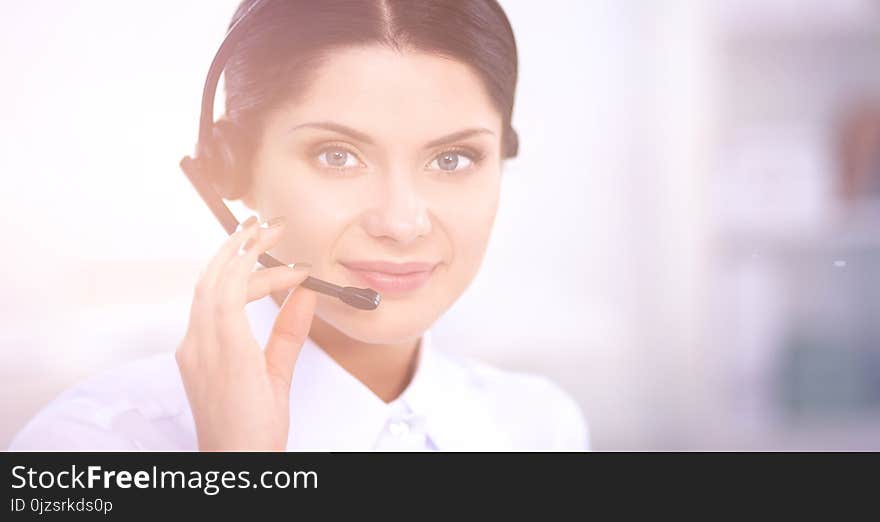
left=339, top=260, right=438, bottom=297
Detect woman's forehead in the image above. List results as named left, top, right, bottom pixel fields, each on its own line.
left=266, top=45, right=503, bottom=144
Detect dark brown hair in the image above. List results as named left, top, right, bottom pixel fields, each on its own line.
left=223, top=0, right=519, bottom=171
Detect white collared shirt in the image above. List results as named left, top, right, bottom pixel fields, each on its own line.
left=9, top=296, right=590, bottom=451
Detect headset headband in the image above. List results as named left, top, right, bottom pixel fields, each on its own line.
left=196, top=0, right=272, bottom=149
left=180, top=0, right=271, bottom=236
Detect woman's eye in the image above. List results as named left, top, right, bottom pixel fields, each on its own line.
left=316, top=147, right=360, bottom=169
left=429, top=151, right=474, bottom=172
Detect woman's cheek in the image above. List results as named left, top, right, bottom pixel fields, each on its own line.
left=261, top=174, right=352, bottom=270
left=445, top=182, right=500, bottom=283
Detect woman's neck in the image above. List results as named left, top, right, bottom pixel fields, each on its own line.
left=270, top=289, right=420, bottom=403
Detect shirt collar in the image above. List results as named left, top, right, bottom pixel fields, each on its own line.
left=246, top=294, right=508, bottom=451
left=398, top=332, right=512, bottom=451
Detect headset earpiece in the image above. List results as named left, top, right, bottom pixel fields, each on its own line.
left=197, top=119, right=251, bottom=200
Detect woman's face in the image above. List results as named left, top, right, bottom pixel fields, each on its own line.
left=246, top=45, right=504, bottom=344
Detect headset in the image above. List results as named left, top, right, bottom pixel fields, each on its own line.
left=179, top=0, right=381, bottom=311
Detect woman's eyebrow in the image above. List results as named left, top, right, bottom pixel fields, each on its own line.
left=288, top=121, right=495, bottom=148
left=288, top=121, right=374, bottom=144
left=424, top=127, right=495, bottom=148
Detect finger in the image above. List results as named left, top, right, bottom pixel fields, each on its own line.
left=197, top=215, right=260, bottom=293
left=185, top=216, right=265, bottom=375
left=189, top=216, right=260, bottom=355
left=264, top=286, right=317, bottom=388
left=237, top=217, right=289, bottom=271
left=215, top=217, right=289, bottom=352
left=218, top=217, right=288, bottom=310
left=246, top=265, right=311, bottom=302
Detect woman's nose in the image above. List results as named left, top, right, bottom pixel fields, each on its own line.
left=362, top=172, right=432, bottom=246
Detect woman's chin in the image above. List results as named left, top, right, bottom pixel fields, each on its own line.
left=313, top=295, right=439, bottom=345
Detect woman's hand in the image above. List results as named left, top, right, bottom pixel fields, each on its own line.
left=175, top=215, right=317, bottom=451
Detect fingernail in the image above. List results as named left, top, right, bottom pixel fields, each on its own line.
left=235, top=216, right=259, bottom=232
left=239, top=236, right=258, bottom=256
left=288, top=262, right=312, bottom=271
left=260, top=216, right=286, bottom=229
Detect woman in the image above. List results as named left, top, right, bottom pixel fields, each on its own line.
left=10, top=0, right=588, bottom=451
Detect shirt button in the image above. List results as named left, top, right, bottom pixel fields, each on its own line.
left=389, top=420, right=411, bottom=438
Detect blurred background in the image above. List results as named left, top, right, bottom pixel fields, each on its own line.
left=2, top=0, right=879, bottom=450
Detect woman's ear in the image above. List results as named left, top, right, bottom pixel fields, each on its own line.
left=503, top=126, right=519, bottom=159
